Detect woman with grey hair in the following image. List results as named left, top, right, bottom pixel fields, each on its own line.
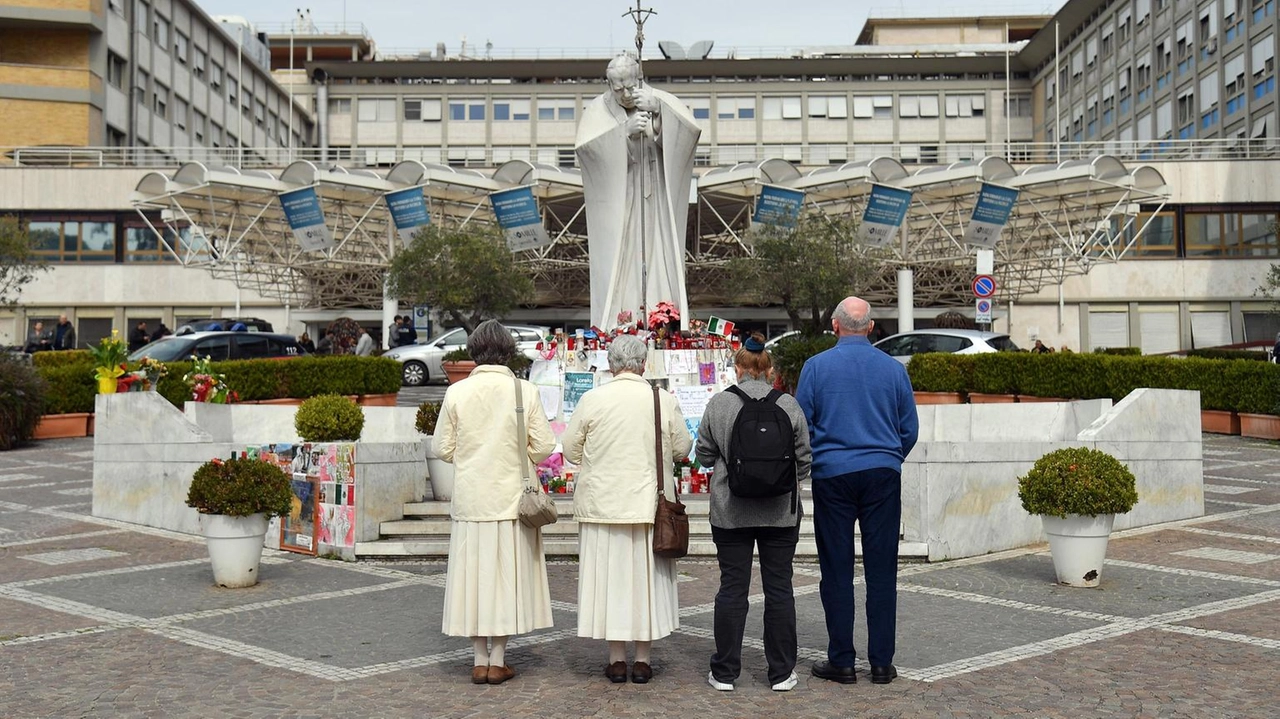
left=562, top=335, right=693, bottom=684
left=433, top=319, right=557, bottom=685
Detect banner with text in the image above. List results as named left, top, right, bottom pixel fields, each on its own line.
left=279, top=187, right=334, bottom=253
left=857, top=184, right=912, bottom=247
left=752, top=184, right=805, bottom=228
left=490, top=186, right=551, bottom=252
left=964, top=183, right=1020, bottom=249
left=384, top=187, right=430, bottom=246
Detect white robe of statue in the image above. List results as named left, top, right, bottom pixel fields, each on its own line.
left=575, top=60, right=701, bottom=330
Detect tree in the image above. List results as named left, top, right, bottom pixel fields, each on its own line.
left=0, top=216, right=47, bottom=309
left=386, top=223, right=535, bottom=333
left=728, top=213, right=883, bottom=334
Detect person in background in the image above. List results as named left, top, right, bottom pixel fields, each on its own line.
left=24, top=321, right=52, bottom=353
left=1273, top=332, right=1280, bottom=363
left=696, top=332, right=811, bottom=693
left=354, top=327, right=375, bottom=356
left=389, top=316, right=402, bottom=347
left=396, top=316, right=418, bottom=347
left=562, top=335, right=692, bottom=685
left=315, top=330, right=334, bottom=356
left=297, top=332, right=316, bottom=354
left=797, top=296, right=918, bottom=687
left=53, top=314, right=76, bottom=350
left=1031, top=339, right=1053, bottom=354
left=128, top=321, right=150, bottom=352
left=434, top=320, right=557, bottom=685
left=152, top=322, right=171, bottom=341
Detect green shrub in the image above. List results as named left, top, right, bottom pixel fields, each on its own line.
left=770, top=333, right=838, bottom=392
left=1185, top=348, right=1271, bottom=361
left=294, top=394, right=365, bottom=441
left=1017, top=447, right=1139, bottom=518
left=38, top=363, right=97, bottom=414
left=971, top=353, right=1025, bottom=394
left=1093, top=347, right=1141, bottom=356
left=0, top=354, right=47, bottom=450
left=31, top=350, right=93, bottom=368
left=415, top=401, right=442, bottom=435
left=185, top=457, right=293, bottom=517
left=907, top=353, right=974, bottom=393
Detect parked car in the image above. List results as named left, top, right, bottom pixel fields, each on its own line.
left=765, top=329, right=834, bottom=349
left=873, top=328, right=1020, bottom=364
left=382, top=324, right=549, bottom=386
left=128, top=331, right=306, bottom=362
left=173, top=317, right=274, bottom=335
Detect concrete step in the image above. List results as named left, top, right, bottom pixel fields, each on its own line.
left=379, top=516, right=818, bottom=537
left=356, top=537, right=929, bottom=559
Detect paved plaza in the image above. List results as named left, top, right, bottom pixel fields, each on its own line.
left=2, top=434, right=1280, bottom=718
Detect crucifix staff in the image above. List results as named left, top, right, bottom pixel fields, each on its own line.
left=623, top=1, right=656, bottom=327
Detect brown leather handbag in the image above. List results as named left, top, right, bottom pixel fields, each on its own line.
left=650, top=384, right=688, bottom=559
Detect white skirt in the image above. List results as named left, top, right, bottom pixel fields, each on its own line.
left=577, top=522, right=679, bottom=641
left=441, top=519, right=553, bottom=637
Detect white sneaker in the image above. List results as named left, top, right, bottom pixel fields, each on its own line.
left=771, top=671, right=799, bottom=692
left=707, top=671, right=734, bottom=691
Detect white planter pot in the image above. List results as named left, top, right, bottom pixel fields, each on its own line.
left=201, top=513, right=269, bottom=588
left=425, top=447, right=455, bottom=502
left=1041, top=513, right=1116, bottom=588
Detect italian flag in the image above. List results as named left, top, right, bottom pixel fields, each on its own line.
left=706, top=316, right=735, bottom=337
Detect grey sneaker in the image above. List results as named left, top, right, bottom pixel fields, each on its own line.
left=706, top=671, right=734, bottom=691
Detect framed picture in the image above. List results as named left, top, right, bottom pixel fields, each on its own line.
left=280, top=473, right=319, bottom=555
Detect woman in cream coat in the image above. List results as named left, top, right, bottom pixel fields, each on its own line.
left=433, top=320, right=557, bottom=686
left=562, top=335, right=693, bottom=684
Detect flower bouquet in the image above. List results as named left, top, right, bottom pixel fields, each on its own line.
left=88, top=330, right=129, bottom=394
left=124, top=356, right=169, bottom=391
left=647, top=301, right=681, bottom=331
left=182, top=355, right=239, bottom=404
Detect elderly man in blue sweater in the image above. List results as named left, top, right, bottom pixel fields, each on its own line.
left=796, top=296, right=918, bottom=686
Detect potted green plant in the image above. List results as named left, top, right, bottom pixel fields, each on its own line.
left=294, top=394, right=365, bottom=442
left=1017, top=447, right=1139, bottom=587
left=87, top=329, right=129, bottom=394
left=185, top=456, right=293, bottom=587
left=415, top=400, right=453, bottom=501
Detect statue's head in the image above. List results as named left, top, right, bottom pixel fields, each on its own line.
left=606, top=54, right=642, bottom=110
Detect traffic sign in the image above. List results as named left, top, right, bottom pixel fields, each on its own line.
left=972, top=274, right=997, bottom=298
left=975, top=298, right=993, bottom=323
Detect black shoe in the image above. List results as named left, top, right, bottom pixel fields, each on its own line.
left=810, top=660, right=857, bottom=684
left=870, top=665, right=897, bottom=685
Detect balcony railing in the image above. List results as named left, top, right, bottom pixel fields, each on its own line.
left=3, top=138, right=1279, bottom=171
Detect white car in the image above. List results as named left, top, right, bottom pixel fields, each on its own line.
left=382, top=324, right=548, bottom=386
left=873, top=328, right=1020, bottom=365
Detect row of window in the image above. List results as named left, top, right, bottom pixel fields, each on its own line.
left=330, top=93, right=1032, bottom=124
left=23, top=216, right=204, bottom=264
left=1117, top=208, right=1280, bottom=257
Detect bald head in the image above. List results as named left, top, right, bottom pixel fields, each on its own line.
left=832, top=296, right=873, bottom=336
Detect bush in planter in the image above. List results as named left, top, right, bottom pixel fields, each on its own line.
left=1017, top=447, right=1138, bottom=518
left=294, top=394, right=365, bottom=441
left=0, top=354, right=47, bottom=450
left=185, top=457, right=293, bottom=517
left=907, top=353, right=974, bottom=393
left=415, top=401, right=442, bottom=435
left=770, top=333, right=838, bottom=393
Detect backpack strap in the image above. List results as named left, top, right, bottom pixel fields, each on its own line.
left=725, top=384, right=749, bottom=402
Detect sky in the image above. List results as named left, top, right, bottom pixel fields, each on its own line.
left=198, top=0, right=1065, bottom=56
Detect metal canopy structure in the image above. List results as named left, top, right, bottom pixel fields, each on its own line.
left=131, top=153, right=1168, bottom=311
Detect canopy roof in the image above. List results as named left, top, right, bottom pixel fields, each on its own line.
left=132, top=154, right=1168, bottom=309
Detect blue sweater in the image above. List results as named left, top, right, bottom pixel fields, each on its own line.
left=796, top=335, right=919, bottom=480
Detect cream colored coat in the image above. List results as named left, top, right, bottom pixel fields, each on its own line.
left=433, top=364, right=557, bottom=522
left=563, top=373, right=693, bottom=524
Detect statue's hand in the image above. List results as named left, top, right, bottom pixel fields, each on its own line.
left=633, top=88, right=660, bottom=113
left=626, top=111, right=651, bottom=137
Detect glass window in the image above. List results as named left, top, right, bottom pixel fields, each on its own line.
left=329, top=98, right=352, bottom=114
left=210, top=62, right=223, bottom=91
left=233, top=334, right=270, bottom=359
left=451, top=101, right=467, bottom=121
left=107, top=52, right=127, bottom=90
left=492, top=102, right=510, bottom=121
left=28, top=219, right=114, bottom=262
left=174, top=30, right=188, bottom=64
left=174, top=97, right=188, bottom=130
left=153, top=14, right=169, bottom=48
left=192, top=47, right=206, bottom=79
left=193, top=336, right=231, bottom=361
left=357, top=98, right=396, bottom=122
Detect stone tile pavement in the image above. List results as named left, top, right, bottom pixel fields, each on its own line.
left=2, top=434, right=1280, bottom=718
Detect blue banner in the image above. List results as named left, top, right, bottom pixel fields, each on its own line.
left=279, top=187, right=333, bottom=252
left=384, top=187, right=430, bottom=246
left=490, top=186, right=551, bottom=251
left=965, top=183, right=1020, bottom=249
left=856, top=184, right=912, bottom=247
left=752, top=184, right=805, bottom=227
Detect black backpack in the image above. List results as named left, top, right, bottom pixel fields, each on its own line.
left=724, top=386, right=798, bottom=513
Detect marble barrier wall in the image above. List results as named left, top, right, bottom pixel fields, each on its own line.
left=903, top=389, right=1204, bottom=561
left=92, top=393, right=427, bottom=555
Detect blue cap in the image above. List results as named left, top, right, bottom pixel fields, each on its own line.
left=744, top=336, right=766, bottom=352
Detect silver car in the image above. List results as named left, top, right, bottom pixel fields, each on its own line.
left=382, top=324, right=549, bottom=386
left=873, top=328, right=1020, bottom=365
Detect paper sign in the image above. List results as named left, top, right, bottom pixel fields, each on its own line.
left=674, top=385, right=716, bottom=422
left=562, top=372, right=595, bottom=419
left=698, top=362, right=716, bottom=385
left=664, top=350, right=697, bottom=376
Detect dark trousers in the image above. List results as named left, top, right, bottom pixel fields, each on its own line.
left=812, top=467, right=901, bottom=668
left=709, top=523, right=799, bottom=685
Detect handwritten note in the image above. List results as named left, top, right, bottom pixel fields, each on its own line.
left=674, top=385, right=717, bottom=423
left=664, top=350, right=698, bottom=376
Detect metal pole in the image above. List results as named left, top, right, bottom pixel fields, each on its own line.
left=623, top=1, right=656, bottom=326
left=1054, top=21, right=1061, bottom=163
left=288, top=28, right=295, bottom=162
left=237, top=29, right=244, bottom=167
left=1005, top=21, right=1010, bottom=157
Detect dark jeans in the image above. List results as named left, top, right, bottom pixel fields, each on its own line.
left=709, top=523, right=799, bottom=685
left=812, top=467, right=901, bottom=668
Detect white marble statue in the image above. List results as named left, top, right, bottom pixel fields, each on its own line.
left=575, top=54, right=701, bottom=330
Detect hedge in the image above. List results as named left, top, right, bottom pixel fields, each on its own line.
left=907, top=352, right=1280, bottom=414
left=31, top=350, right=93, bottom=368
left=35, top=356, right=402, bottom=414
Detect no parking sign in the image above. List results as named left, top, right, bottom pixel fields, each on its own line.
left=975, top=298, right=993, bottom=324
